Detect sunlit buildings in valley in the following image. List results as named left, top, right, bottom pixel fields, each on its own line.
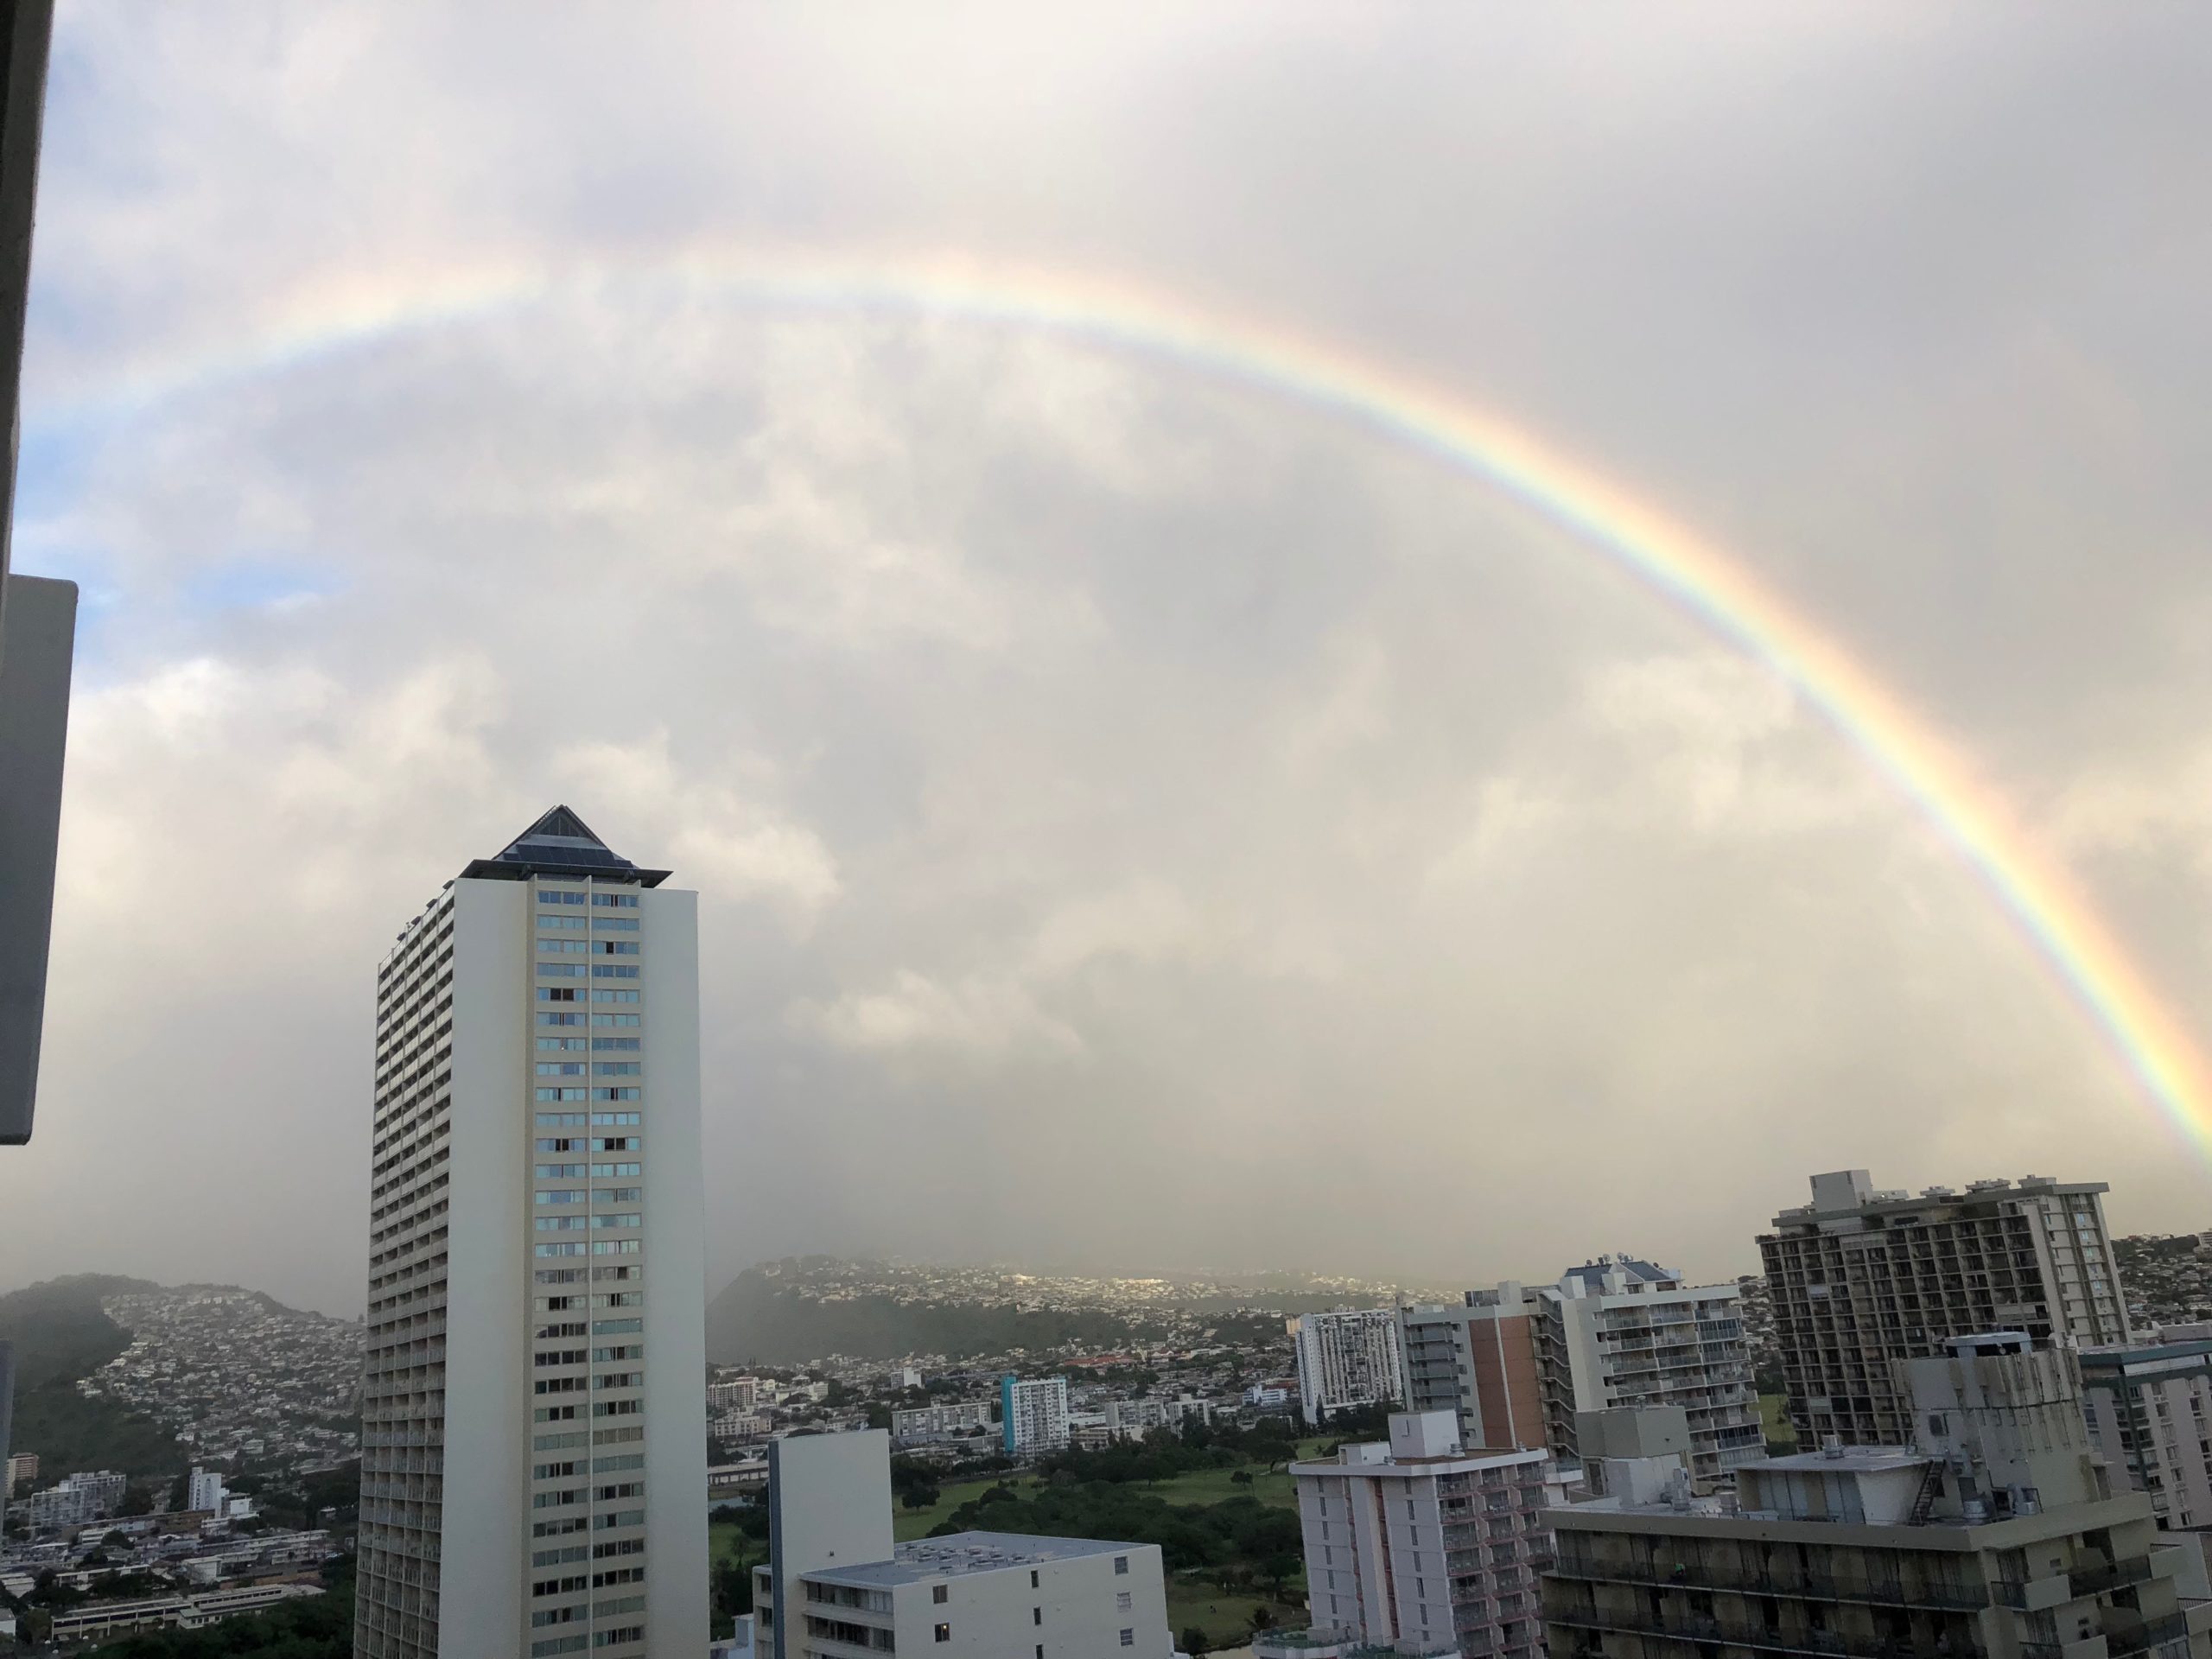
left=1761, top=1169, right=2131, bottom=1447
left=354, top=808, right=706, bottom=1658
left=755, top=1428, right=1173, bottom=1659
left=1001, top=1374, right=1071, bottom=1456
left=1402, top=1261, right=1759, bottom=1489
left=2082, top=1325, right=2212, bottom=1530
left=1542, top=1334, right=2212, bottom=1659
left=1291, top=1307, right=1407, bottom=1424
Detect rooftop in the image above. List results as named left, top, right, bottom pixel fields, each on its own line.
left=810, top=1531, right=1147, bottom=1587
left=460, top=804, right=670, bottom=887
left=1748, top=1446, right=1929, bottom=1475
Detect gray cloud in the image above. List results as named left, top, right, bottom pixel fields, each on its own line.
left=5, top=4, right=2211, bottom=1316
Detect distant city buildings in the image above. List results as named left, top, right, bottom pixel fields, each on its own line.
left=24, top=1469, right=125, bottom=1530
left=756, top=1427, right=1173, bottom=1659
left=353, top=809, right=708, bottom=1658
left=1402, top=1259, right=1758, bottom=1487
left=891, top=1402, right=995, bottom=1446
left=1285, top=1410, right=1556, bottom=1657
left=1290, top=1308, right=1406, bottom=1423
left=1543, top=1334, right=2212, bottom=1659
left=187, top=1468, right=226, bottom=1516
left=708, top=1376, right=760, bottom=1414
left=1001, top=1375, right=1071, bottom=1456
left=3, top=1450, right=32, bottom=1491
left=2082, top=1325, right=2212, bottom=1530
left=1761, top=1169, right=2131, bottom=1446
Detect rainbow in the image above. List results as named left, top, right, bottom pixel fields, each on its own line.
left=35, top=249, right=2210, bottom=1143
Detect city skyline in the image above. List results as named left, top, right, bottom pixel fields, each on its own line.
left=11, top=8, right=2212, bottom=1317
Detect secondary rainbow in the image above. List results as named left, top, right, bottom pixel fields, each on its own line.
left=39, top=250, right=2212, bottom=1145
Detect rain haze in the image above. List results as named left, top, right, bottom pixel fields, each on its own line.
left=7, top=4, right=2212, bottom=1319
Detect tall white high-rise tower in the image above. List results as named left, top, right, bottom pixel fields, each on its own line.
left=356, top=807, right=707, bottom=1659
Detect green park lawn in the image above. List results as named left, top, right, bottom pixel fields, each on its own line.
left=1166, top=1574, right=1307, bottom=1652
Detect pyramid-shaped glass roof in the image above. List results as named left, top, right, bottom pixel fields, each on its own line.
left=461, top=804, right=671, bottom=887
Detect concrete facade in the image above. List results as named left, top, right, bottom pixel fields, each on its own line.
left=892, top=1402, right=995, bottom=1445
left=353, top=809, right=706, bottom=1659
left=1536, top=1260, right=1763, bottom=1489
left=1403, top=1284, right=1548, bottom=1453
left=1543, top=1338, right=2212, bottom=1659
left=2082, top=1328, right=2212, bottom=1532
left=1760, top=1171, right=2132, bottom=1447
left=1291, top=1409, right=1559, bottom=1659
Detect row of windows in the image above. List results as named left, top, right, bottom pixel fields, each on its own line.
left=539, top=940, right=640, bottom=957
left=537, top=1063, right=645, bottom=1077
left=538, top=888, right=639, bottom=909
left=532, top=1239, right=644, bottom=1258
left=536, top=1109, right=644, bottom=1124
left=535, top=1138, right=642, bottom=1154
left=537, top=1013, right=642, bottom=1029
left=535, top=1162, right=643, bottom=1179
left=537, top=988, right=641, bottom=1005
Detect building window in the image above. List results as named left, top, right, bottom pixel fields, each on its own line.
left=932, top=1586, right=948, bottom=1605
left=1114, top=1556, right=1128, bottom=1575
left=1121, top=1630, right=1135, bottom=1648
left=1031, top=1570, right=1040, bottom=1589
left=1033, top=1607, right=1042, bottom=1625
left=935, top=1625, right=950, bottom=1643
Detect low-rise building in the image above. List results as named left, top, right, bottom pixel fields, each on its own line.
left=893, top=1401, right=996, bottom=1446
left=1543, top=1334, right=2212, bottom=1659
left=1287, top=1410, right=1557, bottom=1659
left=753, top=1427, right=1174, bottom=1657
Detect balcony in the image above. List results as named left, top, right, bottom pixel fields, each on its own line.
left=2069, top=1558, right=2155, bottom=1600
left=1549, top=1553, right=1988, bottom=1611
left=1546, top=1607, right=1987, bottom=1659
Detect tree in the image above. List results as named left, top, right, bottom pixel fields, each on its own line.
left=1182, top=1627, right=1213, bottom=1656
left=1251, top=1605, right=1278, bottom=1630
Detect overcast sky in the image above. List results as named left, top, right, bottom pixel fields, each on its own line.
left=6, top=6, right=2212, bottom=1319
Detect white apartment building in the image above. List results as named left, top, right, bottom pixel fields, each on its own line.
left=1534, top=1257, right=1762, bottom=1488
left=23, top=1469, right=125, bottom=1530
left=1105, top=1397, right=1212, bottom=1440
left=4, top=1451, right=33, bottom=1491
left=354, top=808, right=708, bottom=1659
left=1001, top=1375, right=1071, bottom=1457
left=1292, top=1308, right=1408, bottom=1424
left=2082, top=1326, right=2212, bottom=1530
left=1760, top=1169, right=2131, bottom=1446
left=755, top=1429, right=1173, bottom=1659
left=187, top=1467, right=226, bottom=1516
left=708, top=1378, right=759, bottom=1414
left=1289, top=1411, right=1556, bottom=1659
left=891, top=1402, right=995, bottom=1445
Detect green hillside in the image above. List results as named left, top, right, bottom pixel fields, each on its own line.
left=1, top=1274, right=186, bottom=1479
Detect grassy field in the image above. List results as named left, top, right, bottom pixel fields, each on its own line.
left=1759, top=1392, right=1798, bottom=1451
left=1166, top=1575, right=1306, bottom=1652
left=892, top=1442, right=1327, bottom=1541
